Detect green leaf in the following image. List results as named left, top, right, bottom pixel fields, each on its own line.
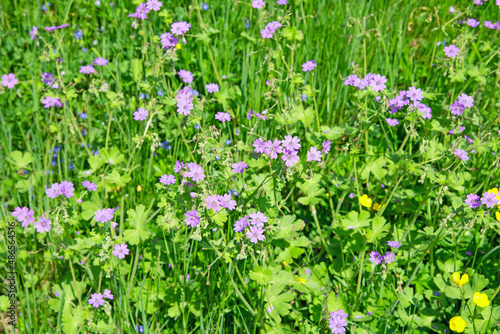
left=212, top=211, right=228, bottom=226
left=8, top=151, right=33, bottom=169
left=342, top=211, right=371, bottom=229
left=64, top=88, right=78, bottom=101
left=281, top=26, right=304, bottom=41
left=366, top=216, right=389, bottom=243
left=123, top=204, right=150, bottom=245
left=99, top=148, right=125, bottom=165
left=62, top=303, right=85, bottom=334
left=131, top=58, right=143, bottom=82
left=249, top=266, right=274, bottom=285
left=105, top=170, right=131, bottom=187
left=265, top=283, right=293, bottom=316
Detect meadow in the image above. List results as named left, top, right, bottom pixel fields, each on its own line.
left=1, top=0, right=500, bottom=333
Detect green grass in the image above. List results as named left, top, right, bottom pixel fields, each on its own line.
left=1, top=0, right=500, bottom=333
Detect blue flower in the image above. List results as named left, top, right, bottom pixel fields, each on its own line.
left=216, top=155, right=221, bottom=161
left=74, top=30, right=83, bottom=40
left=82, top=47, right=88, bottom=53
left=225, top=139, right=231, bottom=145
left=202, top=3, right=209, bottom=10
left=300, top=94, right=308, bottom=102
left=157, top=90, right=163, bottom=96
left=190, top=89, right=199, bottom=97
left=194, top=123, right=200, bottom=130
left=42, top=5, right=47, bottom=11
left=80, top=112, right=87, bottom=119
left=69, top=163, right=75, bottom=170
left=139, top=93, right=145, bottom=99
left=161, top=140, right=171, bottom=150
left=231, top=189, right=239, bottom=196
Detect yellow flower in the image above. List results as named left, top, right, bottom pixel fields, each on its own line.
left=449, top=316, right=466, bottom=333
left=359, top=194, right=372, bottom=208
left=176, top=43, right=181, bottom=50
left=373, top=203, right=381, bottom=211
left=496, top=211, right=500, bottom=222
left=137, top=185, right=142, bottom=192
left=450, top=272, right=469, bottom=288
left=283, top=261, right=287, bottom=267
left=472, top=292, right=490, bottom=308
left=298, top=277, right=306, bottom=284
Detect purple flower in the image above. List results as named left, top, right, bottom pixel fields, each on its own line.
left=369, top=251, right=383, bottom=265
left=59, top=181, right=75, bottom=198
left=307, top=147, right=322, bottom=162
left=219, top=193, right=237, bottom=210
left=480, top=192, right=499, bottom=208
left=458, top=93, right=474, bottom=108
left=344, top=74, right=359, bottom=86
left=206, top=83, right=219, bottom=93
left=369, top=74, right=387, bottom=92
left=113, top=243, right=129, bottom=259
left=387, top=241, right=401, bottom=249
left=407, top=86, right=424, bottom=102
left=281, top=135, right=301, bottom=151
left=128, top=3, right=149, bottom=20
left=174, top=160, right=185, bottom=173
left=215, top=112, right=231, bottom=122
left=444, top=44, right=459, bottom=58
left=204, top=195, right=222, bottom=212
left=252, top=0, right=265, bottom=9
left=253, top=138, right=266, bottom=154
left=79, top=65, right=95, bottom=75
left=94, top=208, right=115, bottom=223
left=133, top=108, right=149, bottom=121
left=454, top=148, right=469, bottom=161
left=94, top=57, right=108, bottom=66
left=41, top=96, right=63, bottom=108
left=383, top=252, right=396, bottom=264
left=467, top=18, right=480, bottom=27
left=1, top=73, right=18, bottom=89
left=82, top=180, right=97, bottom=191
left=322, top=140, right=331, bottom=154
left=249, top=211, right=268, bottom=227
left=302, top=60, right=317, bottom=72
left=281, top=149, right=300, bottom=167
left=178, top=70, right=193, bottom=84
left=176, top=87, right=194, bottom=116
left=12, top=207, right=35, bottom=227
left=465, top=194, right=481, bottom=209
left=305, top=268, right=311, bottom=275
left=234, top=216, right=249, bottom=232
left=277, top=0, right=287, bottom=4
left=159, top=174, right=176, bottom=185
left=232, top=161, right=248, bottom=173
left=103, top=289, right=114, bottom=300
left=160, top=32, right=178, bottom=49
left=29, top=26, right=38, bottom=40
left=41, top=72, right=55, bottom=86
left=449, top=101, right=465, bottom=116
left=146, top=0, right=162, bottom=11
left=261, top=21, right=282, bottom=38
left=185, top=163, right=205, bottom=182
left=88, top=293, right=105, bottom=308
left=246, top=225, right=265, bottom=243
left=184, top=210, right=201, bottom=227
left=485, top=21, right=496, bottom=29
left=171, top=21, right=191, bottom=35
left=329, top=310, right=348, bottom=334
left=385, top=118, right=399, bottom=126
left=34, top=217, right=52, bottom=233
left=264, top=139, right=283, bottom=159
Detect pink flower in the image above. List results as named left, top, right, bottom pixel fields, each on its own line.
left=177, top=70, right=193, bottom=84
left=88, top=293, right=105, bottom=308
left=94, top=57, right=108, bottom=66
left=302, top=60, right=317, bottom=72
left=113, top=243, right=129, bottom=259
left=133, top=108, right=149, bottom=121
left=246, top=225, right=265, bottom=244
left=206, top=83, right=219, bottom=93
left=103, top=289, right=114, bottom=299
left=215, top=112, right=231, bottom=122
left=34, top=217, right=52, bottom=233
left=159, top=174, right=176, bottom=185
left=306, top=147, right=322, bottom=162
left=232, top=161, right=248, bottom=173
left=94, top=208, right=115, bottom=223
left=252, top=0, right=265, bottom=9
left=444, top=44, right=459, bottom=58
left=185, top=163, right=205, bottom=182
left=146, top=0, right=162, bottom=11
left=79, top=65, right=95, bottom=74
left=171, top=21, right=191, bottom=35
left=185, top=210, right=200, bottom=227
left=1, top=73, right=18, bottom=89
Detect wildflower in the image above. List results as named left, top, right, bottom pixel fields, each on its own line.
left=234, top=216, right=250, bottom=232
left=113, top=243, right=129, bottom=259
left=253, top=138, right=266, bottom=154
left=1, top=73, right=18, bottom=89
left=359, top=194, right=372, bottom=208
left=160, top=32, right=178, bottom=49
left=383, top=252, right=395, bottom=264
left=94, top=57, right=108, bottom=66
left=232, top=161, right=248, bottom=173
left=249, top=211, right=268, bottom=227
left=281, top=149, right=300, bottom=167
left=128, top=3, right=149, bottom=20
left=344, top=74, right=359, bottom=86
left=301, top=94, right=308, bottom=101
left=176, top=87, right=194, bottom=116
left=450, top=272, right=469, bottom=288
left=246, top=225, right=265, bottom=244
left=133, top=108, right=149, bottom=121
left=467, top=18, right=479, bottom=27
left=34, top=217, right=52, bottom=233
left=449, top=101, right=465, bottom=116
left=174, top=160, right=185, bottom=173
left=372, top=203, right=381, bottom=210
left=88, top=293, right=105, bottom=308
left=29, top=26, right=38, bottom=39
left=94, top=208, right=115, bottom=223
left=444, top=44, right=459, bottom=58
left=481, top=192, right=499, bottom=208
left=184, top=164, right=205, bottom=182
left=369, top=74, right=387, bottom=92
left=184, top=210, right=200, bottom=227
left=103, top=289, right=114, bottom=300
left=277, top=0, right=287, bottom=4
left=385, top=118, right=399, bottom=126
left=282, top=135, right=301, bottom=151
left=202, top=3, right=209, bottom=10
left=484, top=21, right=496, bottom=29
left=369, top=251, right=383, bottom=265
left=387, top=241, right=401, bottom=248
left=74, top=30, right=83, bottom=39
left=146, top=0, right=162, bottom=11
left=171, top=21, right=191, bottom=35
left=328, top=309, right=348, bottom=334
left=252, top=0, right=265, bottom=9
left=306, top=147, right=322, bottom=162
left=302, top=60, right=317, bottom=72
left=322, top=140, right=331, bottom=154
left=449, top=316, right=466, bottom=333
left=215, top=112, right=231, bottom=122
left=59, top=181, right=75, bottom=198
left=261, top=21, right=282, bottom=38
left=159, top=174, right=176, bottom=185
left=458, top=93, right=474, bottom=108
left=79, top=65, right=95, bottom=75
left=264, top=139, right=283, bottom=159
left=454, top=148, right=469, bottom=161
left=298, top=277, right=306, bottom=284
left=177, top=69, right=193, bottom=84
left=472, top=292, right=490, bottom=308
left=407, top=86, right=424, bottom=101
left=465, top=193, right=481, bottom=209
left=204, top=195, right=222, bottom=212
left=12, top=207, right=35, bottom=227
left=205, top=83, right=219, bottom=93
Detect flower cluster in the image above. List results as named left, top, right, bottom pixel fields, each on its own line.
left=45, top=181, right=75, bottom=199
left=261, top=21, right=282, bottom=39
left=344, top=73, right=387, bottom=92
left=203, top=193, right=237, bottom=212
left=41, top=96, right=63, bottom=108
left=328, top=309, right=348, bottom=334
left=88, top=289, right=114, bottom=308
left=176, top=87, right=194, bottom=116
left=12, top=207, right=35, bottom=227
left=465, top=188, right=500, bottom=209
left=449, top=93, right=474, bottom=116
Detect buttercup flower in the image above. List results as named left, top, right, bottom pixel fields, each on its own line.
left=359, top=194, right=372, bottom=208
left=449, top=316, right=466, bottom=333
left=450, top=272, right=469, bottom=288
left=472, top=292, right=490, bottom=308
